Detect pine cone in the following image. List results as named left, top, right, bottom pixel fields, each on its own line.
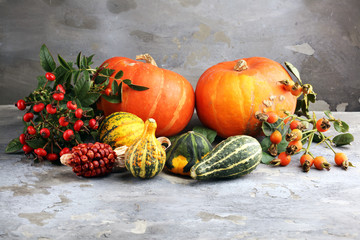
left=61, top=142, right=116, bottom=177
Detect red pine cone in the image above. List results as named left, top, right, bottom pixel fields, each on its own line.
left=65, top=142, right=116, bottom=177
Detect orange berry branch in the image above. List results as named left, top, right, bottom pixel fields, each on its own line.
left=259, top=62, right=354, bottom=172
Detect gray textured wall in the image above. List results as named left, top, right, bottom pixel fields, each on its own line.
left=1, top=0, right=359, bottom=111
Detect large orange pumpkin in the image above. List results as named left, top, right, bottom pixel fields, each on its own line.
left=195, top=57, right=297, bottom=138
left=97, top=54, right=195, bottom=137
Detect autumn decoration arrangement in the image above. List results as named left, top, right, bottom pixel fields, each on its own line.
left=6, top=44, right=354, bottom=180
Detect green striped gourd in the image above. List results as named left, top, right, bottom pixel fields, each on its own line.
left=190, top=135, right=262, bottom=180
left=165, top=131, right=213, bottom=176
left=125, top=118, right=166, bottom=179
left=98, top=112, right=145, bottom=148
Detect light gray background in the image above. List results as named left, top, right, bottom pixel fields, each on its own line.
left=1, top=0, right=359, bottom=111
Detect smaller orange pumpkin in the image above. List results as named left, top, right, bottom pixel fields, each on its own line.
left=195, top=57, right=297, bottom=138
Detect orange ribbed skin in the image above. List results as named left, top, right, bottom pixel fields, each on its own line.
left=195, top=57, right=297, bottom=138
left=97, top=56, right=195, bottom=137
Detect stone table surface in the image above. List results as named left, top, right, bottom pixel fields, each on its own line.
left=0, top=105, right=359, bottom=240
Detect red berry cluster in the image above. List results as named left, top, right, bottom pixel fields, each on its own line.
left=15, top=72, right=100, bottom=161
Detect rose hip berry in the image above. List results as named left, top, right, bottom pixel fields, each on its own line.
left=46, top=153, right=59, bottom=161
left=75, top=108, right=83, bottom=119
left=45, top=72, right=56, bottom=81
left=300, top=154, right=314, bottom=172
left=266, top=112, right=278, bottom=124
left=314, top=156, right=331, bottom=171
left=270, top=130, right=282, bottom=144
left=56, top=84, right=66, bottom=94
left=74, top=120, right=84, bottom=132
left=67, top=101, right=77, bottom=110
left=334, top=152, right=353, bottom=170
left=46, top=104, right=57, bottom=114
left=33, top=103, right=45, bottom=112
left=89, top=119, right=98, bottom=130
left=22, top=144, right=33, bottom=153
left=63, top=129, right=74, bottom=141
left=290, top=120, right=301, bottom=130
left=53, top=93, right=64, bottom=101
left=316, top=118, right=331, bottom=132
left=40, top=128, right=51, bottom=138
left=270, top=152, right=291, bottom=166
left=104, top=88, right=112, bottom=96
left=19, top=134, right=26, bottom=145
left=60, top=147, right=71, bottom=156
left=34, top=148, right=47, bottom=157
left=16, top=99, right=26, bottom=110
left=59, top=116, right=69, bottom=127
left=27, top=126, right=36, bottom=135
left=23, top=112, right=34, bottom=122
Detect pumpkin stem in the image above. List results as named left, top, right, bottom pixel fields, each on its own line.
left=136, top=53, right=158, bottom=67
left=234, top=59, right=248, bottom=72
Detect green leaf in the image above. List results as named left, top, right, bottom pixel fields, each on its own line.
left=54, top=65, right=68, bottom=85
left=260, top=137, right=272, bottom=152
left=123, top=79, right=149, bottom=91
left=112, top=80, right=119, bottom=94
left=76, top=52, right=81, bottom=68
left=312, top=133, right=324, bottom=143
left=39, top=44, right=56, bottom=72
left=261, top=151, right=274, bottom=164
left=81, top=56, right=88, bottom=69
left=261, top=122, right=273, bottom=136
left=73, top=70, right=81, bottom=85
left=75, top=75, right=91, bottom=100
left=102, top=95, right=121, bottom=104
left=332, top=133, right=354, bottom=146
left=277, top=137, right=289, bottom=153
left=87, top=54, right=95, bottom=66
left=94, top=75, right=107, bottom=84
left=193, top=126, right=217, bottom=144
left=284, top=61, right=302, bottom=83
left=99, top=68, right=115, bottom=77
left=58, top=54, right=72, bottom=71
left=5, top=138, right=23, bottom=153
left=334, top=120, right=349, bottom=133
left=81, top=93, right=101, bottom=107
left=37, top=76, right=48, bottom=88
left=114, top=70, right=124, bottom=79
left=26, top=138, right=47, bottom=149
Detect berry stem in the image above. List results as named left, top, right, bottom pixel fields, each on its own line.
left=319, top=132, right=337, bottom=154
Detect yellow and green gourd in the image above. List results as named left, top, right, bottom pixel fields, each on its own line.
left=190, top=135, right=262, bottom=180
left=165, top=131, right=213, bottom=176
left=98, top=112, right=145, bottom=148
left=125, top=118, right=166, bottom=179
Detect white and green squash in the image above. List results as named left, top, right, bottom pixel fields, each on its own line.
left=190, top=135, right=262, bottom=180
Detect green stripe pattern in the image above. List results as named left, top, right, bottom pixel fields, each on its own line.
left=98, top=112, right=144, bottom=148
left=165, top=131, right=213, bottom=174
left=190, top=135, right=262, bottom=180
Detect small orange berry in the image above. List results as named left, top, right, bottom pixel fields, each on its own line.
left=290, top=120, right=301, bottom=130
left=334, top=152, right=353, bottom=170
left=266, top=112, right=279, bottom=124
left=314, top=156, right=331, bottom=171
left=291, top=83, right=303, bottom=97
left=316, top=118, right=331, bottom=132
left=270, top=130, right=282, bottom=144
left=300, top=154, right=314, bottom=172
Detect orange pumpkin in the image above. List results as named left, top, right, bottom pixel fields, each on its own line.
left=195, top=57, right=297, bottom=138
left=97, top=54, right=195, bottom=137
